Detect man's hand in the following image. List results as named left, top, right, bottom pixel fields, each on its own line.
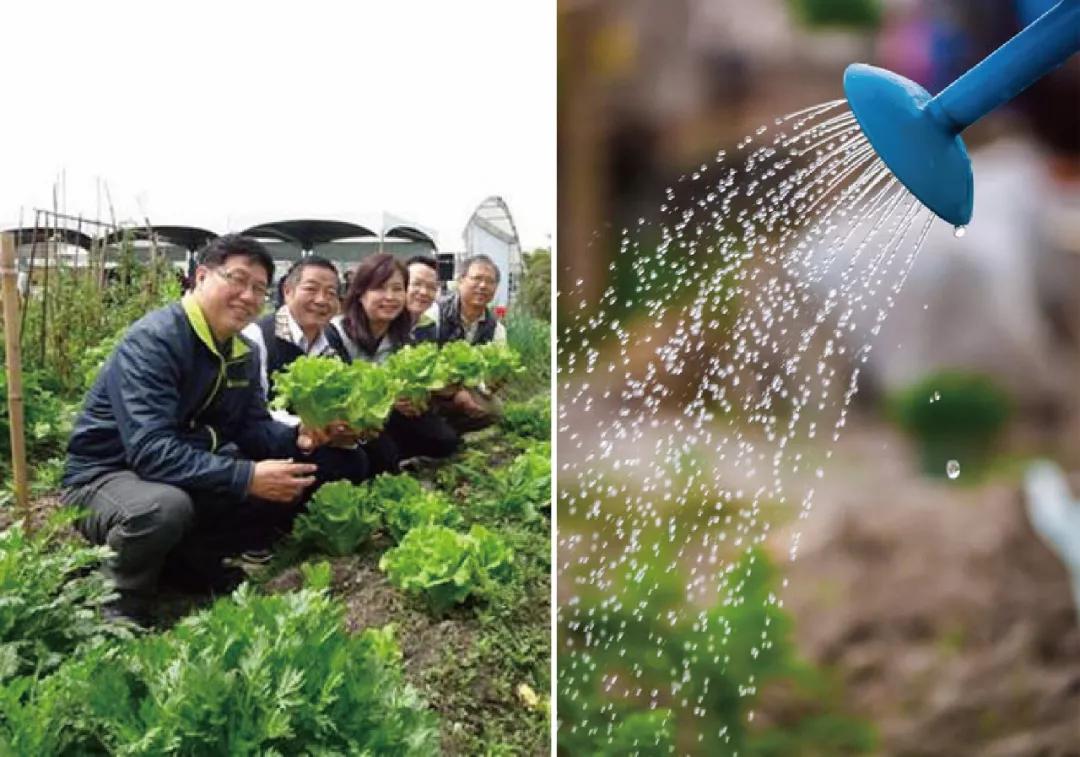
left=296, top=424, right=328, bottom=453
left=249, top=459, right=318, bottom=503
left=433, top=384, right=461, bottom=399
left=326, top=421, right=363, bottom=448
left=453, top=388, right=489, bottom=418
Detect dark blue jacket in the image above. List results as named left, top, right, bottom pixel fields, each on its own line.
left=413, top=293, right=498, bottom=346
left=63, top=296, right=298, bottom=498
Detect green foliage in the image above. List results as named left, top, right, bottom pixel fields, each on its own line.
left=787, top=0, right=881, bottom=29
left=274, top=343, right=527, bottom=431
left=347, top=359, right=403, bottom=429
left=369, top=471, right=426, bottom=504
left=559, top=544, right=877, bottom=754
left=76, top=325, right=125, bottom=392
left=18, top=234, right=182, bottom=396
left=382, top=342, right=448, bottom=411
left=436, top=340, right=488, bottom=389
left=0, top=588, right=438, bottom=755
left=0, top=516, right=128, bottom=684
left=272, top=356, right=401, bottom=433
left=0, top=370, right=73, bottom=478
left=379, top=524, right=515, bottom=615
left=293, top=480, right=382, bottom=556
left=504, top=311, right=550, bottom=398
left=520, top=248, right=551, bottom=322
left=476, top=342, right=525, bottom=385
left=380, top=488, right=463, bottom=544
left=481, top=443, right=551, bottom=523
left=887, top=371, right=1012, bottom=477
left=500, top=395, right=551, bottom=441
left=273, top=355, right=359, bottom=430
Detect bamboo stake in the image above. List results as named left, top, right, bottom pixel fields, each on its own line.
left=1, top=232, right=30, bottom=523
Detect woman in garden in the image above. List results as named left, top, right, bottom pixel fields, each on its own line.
left=328, top=253, right=460, bottom=467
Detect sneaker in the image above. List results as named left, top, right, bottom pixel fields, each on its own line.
left=398, top=455, right=437, bottom=471
left=240, top=549, right=273, bottom=566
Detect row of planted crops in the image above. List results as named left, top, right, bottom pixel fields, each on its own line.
left=0, top=251, right=553, bottom=755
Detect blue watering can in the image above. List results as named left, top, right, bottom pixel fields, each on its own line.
left=844, top=0, right=1080, bottom=227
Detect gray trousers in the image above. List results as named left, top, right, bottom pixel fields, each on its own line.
left=62, top=471, right=290, bottom=597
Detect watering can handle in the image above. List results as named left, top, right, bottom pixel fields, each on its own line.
left=929, top=0, right=1080, bottom=133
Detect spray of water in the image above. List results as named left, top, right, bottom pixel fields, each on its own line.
left=559, top=99, right=937, bottom=747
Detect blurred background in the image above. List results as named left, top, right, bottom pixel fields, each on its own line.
left=558, top=0, right=1080, bottom=753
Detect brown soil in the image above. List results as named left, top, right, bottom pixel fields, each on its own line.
left=772, top=425, right=1080, bottom=755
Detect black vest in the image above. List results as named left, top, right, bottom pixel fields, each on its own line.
left=436, top=295, right=498, bottom=346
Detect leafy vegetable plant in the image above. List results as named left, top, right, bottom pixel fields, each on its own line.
left=0, top=516, right=128, bottom=684
left=272, top=356, right=400, bottom=434
left=0, top=588, right=439, bottom=755
left=382, top=343, right=449, bottom=411
left=368, top=473, right=463, bottom=542
left=293, top=480, right=381, bottom=556
left=436, top=341, right=488, bottom=389
left=346, top=359, right=403, bottom=431
left=482, top=443, right=552, bottom=523
left=379, top=525, right=514, bottom=614
left=476, top=342, right=525, bottom=386
left=500, top=396, right=551, bottom=440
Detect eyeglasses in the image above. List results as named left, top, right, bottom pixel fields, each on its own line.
left=213, top=267, right=270, bottom=300
left=465, top=273, right=497, bottom=287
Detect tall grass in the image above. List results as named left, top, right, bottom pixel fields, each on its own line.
left=504, top=310, right=550, bottom=399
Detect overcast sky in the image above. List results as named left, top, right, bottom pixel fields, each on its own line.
left=0, top=1, right=553, bottom=251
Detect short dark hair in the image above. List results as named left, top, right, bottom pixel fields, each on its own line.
left=459, top=254, right=500, bottom=285
left=283, top=255, right=340, bottom=289
left=405, top=255, right=438, bottom=274
left=198, top=234, right=274, bottom=281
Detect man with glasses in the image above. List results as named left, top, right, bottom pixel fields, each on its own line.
left=416, top=254, right=506, bottom=346
left=62, top=235, right=327, bottom=624
left=413, top=254, right=507, bottom=431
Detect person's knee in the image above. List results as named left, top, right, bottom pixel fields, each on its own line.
left=435, top=430, right=461, bottom=458
left=115, top=487, right=195, bottom=551
left=154, top=487, right=196, bottom=538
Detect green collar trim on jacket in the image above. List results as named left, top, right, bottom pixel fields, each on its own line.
left=415, top=312, right=435, bottom=328
left=181, top=294, right=251, bottom=359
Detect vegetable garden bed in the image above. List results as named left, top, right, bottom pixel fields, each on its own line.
left=0, top=397, right=551, bottom=755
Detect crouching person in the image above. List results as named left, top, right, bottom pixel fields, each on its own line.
left=243, top=254, right=375, bottom=482
left=412, top=254, right=506, bottom=433
left=61, top=235, right=333, bottom=625
left=330, top=253, right=460, bottom=468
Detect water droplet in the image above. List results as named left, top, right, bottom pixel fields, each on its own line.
left=953, top=225, right=966, bottom=238
left=946, top=459, right=960, bottom=479
left=929, top=391, right=940, bottom=403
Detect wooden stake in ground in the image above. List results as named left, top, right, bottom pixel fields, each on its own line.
left=1, top=232, right=30, bottom=521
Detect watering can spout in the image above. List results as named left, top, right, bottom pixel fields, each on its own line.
left=844, top=0, right=1080, bottom=226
